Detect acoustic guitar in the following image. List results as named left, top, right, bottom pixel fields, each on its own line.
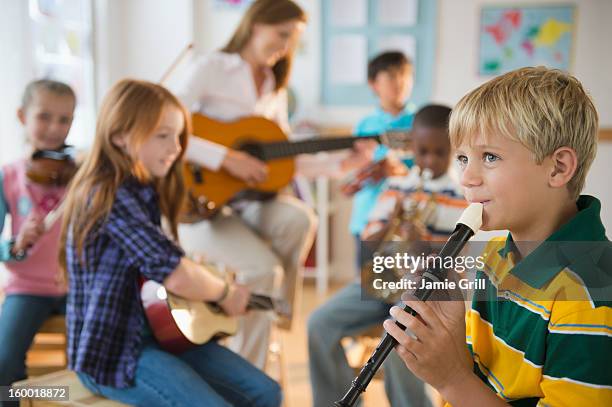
left=181, top=114, right=412, bottom=221
left=141, top=277, right=289, bottom=354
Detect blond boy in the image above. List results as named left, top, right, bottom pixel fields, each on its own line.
left=384, top=67, right=612, bottom=406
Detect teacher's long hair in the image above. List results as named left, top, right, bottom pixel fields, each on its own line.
left=222, top=0, right=307, bottom=91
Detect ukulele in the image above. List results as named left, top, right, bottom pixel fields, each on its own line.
left=141, top=267, right=290, bottom=354
left=182, top=114, right=412, bottom=221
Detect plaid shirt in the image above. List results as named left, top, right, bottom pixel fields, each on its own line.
left=65, top=178, right=184, bottom=387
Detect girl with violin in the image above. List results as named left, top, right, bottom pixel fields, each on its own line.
left=0, top=79, right=76, bottom=402
left=59, top=79, right=280, bottom=406
left=172, top=0, right=317, bottom=369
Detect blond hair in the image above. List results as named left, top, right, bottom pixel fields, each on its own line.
left=222, top=0, right=307, bottom=91
left=449, top=66, right=599, bottom=199
left=59, top=79, right=190, bottom=269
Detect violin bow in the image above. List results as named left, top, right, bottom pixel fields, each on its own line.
left=160, top=43, right=194, bottom=84
left=43, top=200, right=66, bottom=232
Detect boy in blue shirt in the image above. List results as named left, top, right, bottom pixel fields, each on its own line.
left=349, top=51, right=416, bottom=244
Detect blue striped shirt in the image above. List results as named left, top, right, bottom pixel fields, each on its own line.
left=65, top=178, right=184, bottom=387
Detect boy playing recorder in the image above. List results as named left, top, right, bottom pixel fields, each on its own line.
left=385, top=67, right=612, bottom=406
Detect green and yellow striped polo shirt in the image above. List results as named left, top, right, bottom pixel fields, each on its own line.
left=465, top=195, right=612, bottom=406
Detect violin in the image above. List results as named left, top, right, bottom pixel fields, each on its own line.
left=26, top=145, right=77, bottom=186
left=340, top=157, right=409, bottom=196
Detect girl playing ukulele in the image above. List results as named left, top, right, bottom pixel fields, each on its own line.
left=59, top=79, right=280, bottom=407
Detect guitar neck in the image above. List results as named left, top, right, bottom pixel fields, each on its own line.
left=247, top=294, right=290, bottom=319
left=261, top=135, right=381, bottom=160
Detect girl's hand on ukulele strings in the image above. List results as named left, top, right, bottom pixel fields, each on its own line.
left=219, top=283, right=250, bottom=316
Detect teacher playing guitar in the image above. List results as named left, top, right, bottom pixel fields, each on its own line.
left=181, top=114, right=409, bottom=220
left=170, top=0, right=331, bottom=370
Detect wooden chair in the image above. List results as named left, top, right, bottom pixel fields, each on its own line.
left=26, top=315, right=67, bottom=377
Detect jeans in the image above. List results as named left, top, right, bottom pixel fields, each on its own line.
left=0, top=294, right=67, bottom=407
left=77, top=337, right=281, bottom=407
left=308, top=282, right=431, bottom=407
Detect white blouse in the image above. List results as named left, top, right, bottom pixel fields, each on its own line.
left=173, top=50, right=348, bottom=179
left=172, top=51, right=289, bottom=170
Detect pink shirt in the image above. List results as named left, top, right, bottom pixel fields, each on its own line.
left=1, top=159, right=67, bottom=296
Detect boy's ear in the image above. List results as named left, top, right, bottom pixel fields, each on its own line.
left=17, top=108, right=26, bottom=125
left=548, top=147, right=578, bottom=189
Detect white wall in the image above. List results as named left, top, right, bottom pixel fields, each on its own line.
left=0, top=0, right=32, bottom=283
left=584, top=143, right=612, bottom=231
left=94, top=0, right=193, bottom=101
left=433, top=0, right=612, bottom=126
left=0, top=0, right=33, bottom=165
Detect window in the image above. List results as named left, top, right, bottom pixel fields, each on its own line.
left=28, top=0, right=96, bottom=148
left=321, top=0, right=437, bottom=107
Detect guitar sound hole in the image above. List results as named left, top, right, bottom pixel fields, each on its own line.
left=188, top=163, right=203, bottom=184
left=238, top=142, right=265, bottom=160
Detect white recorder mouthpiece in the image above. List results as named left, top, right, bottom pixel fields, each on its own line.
left=457, top=202, right=483, bottom=233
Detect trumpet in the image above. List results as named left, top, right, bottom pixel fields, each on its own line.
left=362, top=167, right=438, bottom=303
